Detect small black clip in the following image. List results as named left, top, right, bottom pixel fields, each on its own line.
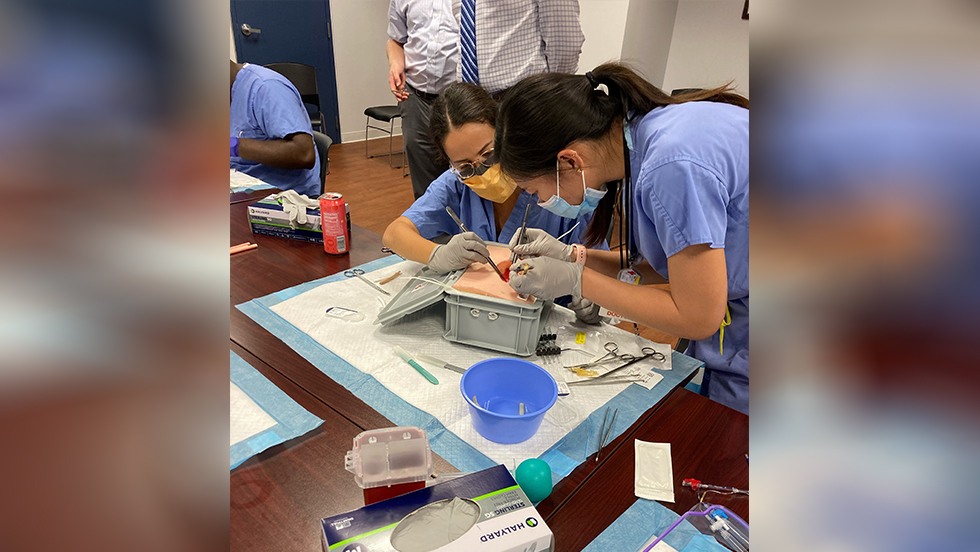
left=585, top=71, right=599, bottom=90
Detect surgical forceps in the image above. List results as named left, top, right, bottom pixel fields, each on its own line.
left=511, top=203, right=532, bottom=264
left=567, top=367, right=645, bottom=387
left=343, top=268, right=391, bottom=295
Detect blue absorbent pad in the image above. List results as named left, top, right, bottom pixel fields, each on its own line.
left=230, top=172, right=276, bottom=193
left=583, top=499, right=730, bottom=552
left=236, top=255, right=703, bottom=484
left=230, top=350, right=323, bottom=469
left=231, top=182, right=276, bottom=193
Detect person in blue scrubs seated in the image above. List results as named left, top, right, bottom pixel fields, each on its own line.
left=230, top=60, right=320, bottom=197
left=496, top=63, right=750, bottom=414
left=383, top=82, right=601, bottom=322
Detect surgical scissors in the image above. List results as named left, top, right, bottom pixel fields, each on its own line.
left=343, top=268, right=391, bottom=295
left=565, top=341, right=664, bottom=372
left=592, top=347, right=666, bottom=382
left=566, top=342, right=666, bottom=382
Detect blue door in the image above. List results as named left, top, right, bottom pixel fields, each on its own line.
left=231, top=0, right=342, bottom=143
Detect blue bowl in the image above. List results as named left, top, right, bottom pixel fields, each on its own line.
left=460, top=358, right=558, bottom=444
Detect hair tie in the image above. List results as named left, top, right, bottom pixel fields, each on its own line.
left=585, top=71, right=599, bottom=89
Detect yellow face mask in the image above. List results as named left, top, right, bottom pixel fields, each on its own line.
left=463, top=164, right=517, bottom=203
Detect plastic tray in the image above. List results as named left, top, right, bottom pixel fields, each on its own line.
left=376, top=263, right=551, bottom=356
left=444, top=287, right=549, bottom=356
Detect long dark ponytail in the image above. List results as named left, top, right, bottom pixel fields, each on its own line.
left=497, top=62, right=747, bottom=247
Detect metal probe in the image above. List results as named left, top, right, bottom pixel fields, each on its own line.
left=444, top=206, right=506, bottom=281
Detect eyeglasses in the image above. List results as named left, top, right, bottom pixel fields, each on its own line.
left=449, top=149, right=497, bottom=180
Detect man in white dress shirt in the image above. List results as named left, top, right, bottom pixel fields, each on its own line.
left=386, top=0, right=584, bottom=199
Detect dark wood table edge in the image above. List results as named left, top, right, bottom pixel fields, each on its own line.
left=231, top=306, right=387, bottom=432
left=231, top=340, right=339, bottom=421
left=542, top=388, right=749, bottom=550
left=538, top=369, right=698, bottom=518
left=231, top=187, right=280, bottom=205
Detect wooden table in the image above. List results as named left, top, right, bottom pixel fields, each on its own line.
left=229, top=201, right=749, bottom=551
left=230, top=201, right=402, bottom=430
left=230, top=201, right=457, bottom=551
left=544, top=389, right=749, bottom=550
left=231, top=187, right=279, bottom=205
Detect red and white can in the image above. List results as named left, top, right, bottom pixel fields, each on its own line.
left=319, top=192, right=350, bottom=254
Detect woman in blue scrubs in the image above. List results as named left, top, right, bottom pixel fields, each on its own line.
left=383, top=83, right=594, bottom=301
left=496, top=64, right=750, bottom=414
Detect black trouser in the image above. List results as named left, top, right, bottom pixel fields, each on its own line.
left=400, top=86, right=447, bottom=199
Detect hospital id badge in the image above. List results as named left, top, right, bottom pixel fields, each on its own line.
left=617, top=268, right=641, bottom=285
left=599, top=269, right=642, bottom=323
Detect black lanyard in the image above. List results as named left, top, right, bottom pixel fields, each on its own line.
left=619, top=113, right=636, bottom=271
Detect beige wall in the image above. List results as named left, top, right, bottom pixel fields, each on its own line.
left=332, top=0, right=635, bottom=143
left=229, top=14, right=236, bottom=62
left=578, top=0, right=631, bottom=72
left=620, top=0, right=679, bottom=87
left=661, top=0, right=749, bottom=96
left=324, top=0, right=749, bottom=142
left=330, top=0, right=398, bottom=143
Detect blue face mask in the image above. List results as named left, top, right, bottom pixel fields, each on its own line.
left=538, top=159, right=607, bottom=219
left=623, top=116, right=634, bottom=151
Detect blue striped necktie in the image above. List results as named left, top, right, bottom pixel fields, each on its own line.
left=460, top=0, right=478, bottom=83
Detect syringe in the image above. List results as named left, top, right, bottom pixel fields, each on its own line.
left=708, top=507, right=749, bottom=552
left=682, top=478, right=749, bottom=495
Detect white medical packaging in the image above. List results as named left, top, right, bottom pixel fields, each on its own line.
left=320, top=464, right=553, bottom=552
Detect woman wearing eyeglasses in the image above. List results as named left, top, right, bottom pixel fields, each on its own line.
left=383, top=83, right=595, bottom=286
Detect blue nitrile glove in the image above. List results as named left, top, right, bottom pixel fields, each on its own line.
left=427, top=232, right=490, bottom=273
left=509, top=256, right=582, bottom=300
left=230, top=136, right=239, bottom=157
left=568, top=296, right=602, bottom=325
left=509, top=228, right=573, bottom=261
